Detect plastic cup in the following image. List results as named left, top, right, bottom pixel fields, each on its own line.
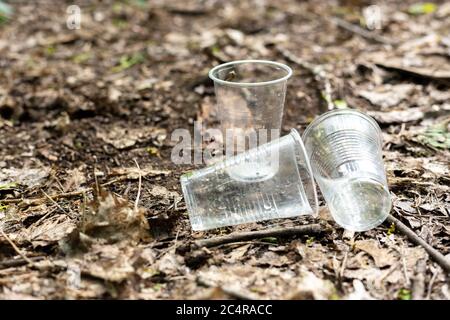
left=302, top=109, right=391, bottom=232
left=181, top=129, right=318, bottom=231
left=208, top=60, right=292, bottom=181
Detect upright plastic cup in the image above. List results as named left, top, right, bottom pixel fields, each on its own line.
left=208, top=60, right=292, bottom=181
left=181, top=129, right=318, bottom=231
left=302, top=109, right=391, bottom=232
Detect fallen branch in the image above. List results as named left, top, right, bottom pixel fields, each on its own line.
left=387, top=214, right=450, bottom=273
left=192, top=224, right=323, bottom=249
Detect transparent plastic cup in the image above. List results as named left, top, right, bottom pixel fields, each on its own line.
left=208, top=60, right=292, bottom=182
left=302, top=109, right=391, bottom=232
left=181, top=129, right=318, bottom=231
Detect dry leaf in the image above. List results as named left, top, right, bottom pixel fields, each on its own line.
left=0, top=167, right=49, bottom=188
left=77, top=188, right=150, bottom=245
left=289, top=269, right=337, bottom=300
left=26, top=215, right=76, bottom=248
left=79, top=244, right=136, bottom=282
left=63, top=166, right=86, bottom=191
left=344, top=280, right=375, bottom=300
left=96, top=126, right=166, bottom=149
left=357, top=84, right=416, bottom=109
left=354, top=239, right=397, bottom=268
left=368, top=108, right=424, bottom=124
left=109, top=167, right=170, bottom=179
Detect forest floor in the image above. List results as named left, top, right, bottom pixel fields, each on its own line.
left=0, top=0, right=449, bottom=299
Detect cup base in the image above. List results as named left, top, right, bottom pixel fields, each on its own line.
left=225, top=161, right=277, bottom=182
left=327, top=177, right=391, bottom=232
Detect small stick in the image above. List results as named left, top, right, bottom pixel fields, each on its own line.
left=339, top=250, right=349, bottom=281
left=133, top=159, right=142, bottom=211
left=0, top=229, right=34, bottom=266
left=0, top=188, right=91, bottom=205
left=387, top=214, right=450, bottom=273
left=330, top=17, right=396, bottom=45
left=426, top=267, right=439, bottom=299
left=0, top=256, right=45, bottom=269
left=41, top=189, right=68, bottom=214
left=411, top=259, right=427, bottom=300
left=193, top=224, right=323, bottom=248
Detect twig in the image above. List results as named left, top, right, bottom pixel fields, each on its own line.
left=192, top=224, right=323, bottom=248
left=0, top=256, right=45, bottom=269
left=41, top=189, right=68, bottom=214
left=0, top=229, right=34, bottom=266
left=133, top=159, right=142, bottom=211
left=426, top=267, right=439, bottom=299
left=339, top=250, right=349, bottom=281
left=411, top=259, right=427, bottom=300
left=330, top=16, right=396, bottom=45
left=0, top=188, right=91, bottom=205
left=216, top=240, right=279, bottom=249
left=394, top=244, right=411, bottom=286
left=387, top=214, right=450, bottom=273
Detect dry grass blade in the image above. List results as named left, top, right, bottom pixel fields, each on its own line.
left=0, top=229, right=34, bottom=266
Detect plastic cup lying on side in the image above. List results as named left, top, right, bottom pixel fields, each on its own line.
left=302, top=109, right=391, bottom=232
left=208, top=60, right=292, bottom=181
left=181, top=129, right=318, bottom=231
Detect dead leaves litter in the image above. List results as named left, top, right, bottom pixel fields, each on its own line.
left=0, top=167, right=49, bottom=189
left=357, top=84, right=416, bottom=109
left=354, top=239, right=397, bottom=268
left=65, top=187, right=150, bottom=250
left=96, top=126, right=167, bottom=150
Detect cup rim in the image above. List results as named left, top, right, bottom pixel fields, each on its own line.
left=208, top=60, right=293, bottom=87
left=289, top=128, right=319, bottom=216
left=301, top=109, right=383, bottom=143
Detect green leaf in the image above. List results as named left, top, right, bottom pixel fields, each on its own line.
left=210, top=44, right=221, bottom=55
left=45, top=45, right=56, bottom=56
left=0, top=204, right=8, bottom=211
left=112, top=52, right=145, bottom=72
left=306, top=236, right=315, bottom=245
left=334, top=99, right=348, bottom=109
left=146, top=146, right=160, bottom=157
left=132, top=0, right=148, bottom=7
left=0, top=182, right=18, bottom=190
left=182, top=171, right=194, bottom=179
left=72, top=52, right=92, bottom=64
left=0, top=1, right=12, bottom=23
left=417, top=119, right=450, bottom=150
left=387, top=222, right=396, bottom=236
left=408, top=2, right=437, bottom=15
left=397, top=288, right=412, bottom=300
left=260, top=237, right=278, bottom=244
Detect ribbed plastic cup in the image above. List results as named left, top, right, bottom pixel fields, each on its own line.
left=302, top=109, right=391, bottom=232
left=208, top=60, right=292, bottom=181
left=181, top=129, right=318, bottom=231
